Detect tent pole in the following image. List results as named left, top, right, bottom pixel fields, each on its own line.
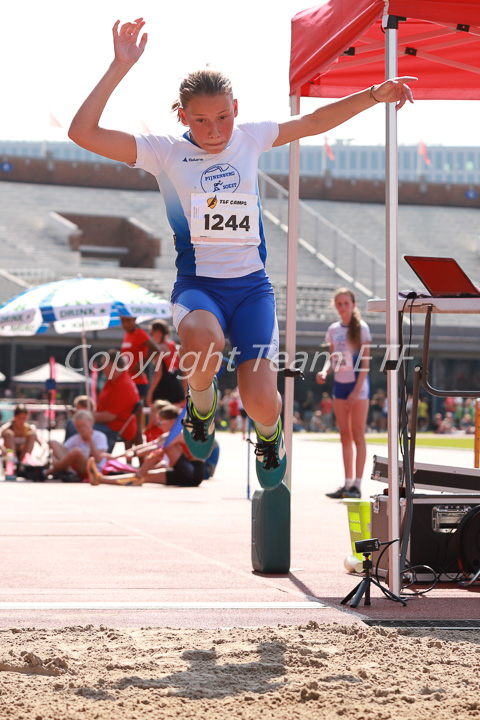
left=284, top=91, right=301, bottom=491
left=81, top=323, right=91, bottom=410
left=385, top=23, right=401, bottom=597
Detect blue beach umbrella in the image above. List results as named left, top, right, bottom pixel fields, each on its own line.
left=0, top=277, right=172, bottom=399
left=0, top=277, right=171, bottom=336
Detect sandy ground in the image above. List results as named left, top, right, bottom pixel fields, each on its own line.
left=2, top=433, right=480, bottom=718
left=1, top=622, right=480, bottom=719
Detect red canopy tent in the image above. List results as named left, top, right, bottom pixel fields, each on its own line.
left=290, top=1, right=480, bottom=99
left=284, top=0, right=480, bottom=593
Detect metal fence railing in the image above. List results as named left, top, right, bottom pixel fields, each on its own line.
left=258, top=170, right=412, bottom=299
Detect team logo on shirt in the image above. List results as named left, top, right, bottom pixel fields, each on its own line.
left=201, top=164, right=240, bottom=194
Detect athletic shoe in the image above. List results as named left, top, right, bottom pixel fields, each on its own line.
left=182, top=377, right=218, bottom=460
left=342, top=486, right=361, bottom=499
left=326, top=486, right=346, bottom=499
left=253, top=420, right=287, bottom=490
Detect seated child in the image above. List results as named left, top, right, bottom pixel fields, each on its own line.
left=49, top=410, right=108, bottom=480
left=144, top=399, right=170, bottom=443
left=1, top=404, right=43, bottom=465
left=87, top=404, right=204, bottom=487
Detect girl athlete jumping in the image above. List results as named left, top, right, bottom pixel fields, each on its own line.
left=68, top=18, right=415, bottom=490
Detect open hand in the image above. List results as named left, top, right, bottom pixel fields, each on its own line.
left=371, top=76, right=417, bottom=110
left=345, top=391, right=360, bottom=409
left=113, top=18, right=148, bottom=67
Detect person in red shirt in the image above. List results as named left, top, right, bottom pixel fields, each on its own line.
left=149, top=319, right=179, bottom=373
left=444, top=396, right=456, bottom=415
left=228, top=389, right=240, bottom=433
left=120, top=316, right=166, bottom=444
left=94, top=349, right=140, bottom=447
left=147, top=319, right=185, bottom=407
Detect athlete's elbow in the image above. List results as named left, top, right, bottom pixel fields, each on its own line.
left=68, top=117, right=93, bottom=149
left=68, top=119, right=83, bottom=145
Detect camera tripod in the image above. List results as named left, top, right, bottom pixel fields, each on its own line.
left=341, top=552, right=407, bottom=608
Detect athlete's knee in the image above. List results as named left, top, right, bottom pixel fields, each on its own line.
left=243, top=390, right=280, bottom=426
left=65, top=448, right=82, bottom=462
left=180, top=323, right=224, bottom=356
left=352, top=428, right=366, bottom=445
left=339, top=430, right=354, bottom=445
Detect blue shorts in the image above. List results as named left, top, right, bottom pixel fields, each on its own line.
left=171, top=270, right=279, bottom=367
left=135, top=383, right=149, bottom=399
left=334, top=378, right=370, bottom=400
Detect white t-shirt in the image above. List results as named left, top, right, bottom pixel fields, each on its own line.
left=63, top=430, right=108, bottom=469
left=325, top=320, right=372, bottom=384
left=131, top=122, right=279, bottom=279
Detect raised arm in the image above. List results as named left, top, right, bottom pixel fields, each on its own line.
left=68, top=18, right=148, bottom=163
left=274, top=76, right=416, bottom=147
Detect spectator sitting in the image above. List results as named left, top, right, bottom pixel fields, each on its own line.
left=309, top=410, right=325, bottom=433
left=64, top=395, right=110, bottom=442
left=87, top=404, right=205, bottom=487
left=0, top=404, right=43, bottom=464
left=439, top=411, right=456, bottom=434
left=319, top=392, right=334, bottom=430
left=48, top=410, right=108, bottom=480
left=94, top=349, right=140, bottom=450
left=292, top=411, right=306, bottom=432
left=144, top=399, right=170, bottom=443
left=431, top=412, right=444, bottom=434
left=103, top=406, right=220, bottom=480
left=460, top=412, right=475, bottom=434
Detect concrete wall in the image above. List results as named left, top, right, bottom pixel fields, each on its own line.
left=269, top=173, right=480, bottom=210
left=0, top=155, right=157, bottom=191
left=59, top=213, right=160, bottom=268
left=2, top=155, right=480, bottom=209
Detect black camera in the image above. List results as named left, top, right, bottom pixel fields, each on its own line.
left=355, top=538, right=380, bottom=553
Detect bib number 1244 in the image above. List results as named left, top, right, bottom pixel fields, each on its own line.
left=204, top=213, right=251, bottom=233
left=191, top=192, right=260, bottom=245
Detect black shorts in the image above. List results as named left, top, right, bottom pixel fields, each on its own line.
left=152, top=362, right=185, bottom=404
left=165, top=455, right=204, bottom=487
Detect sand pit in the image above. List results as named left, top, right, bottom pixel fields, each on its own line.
left=1, top=622, right=480, bottom=719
